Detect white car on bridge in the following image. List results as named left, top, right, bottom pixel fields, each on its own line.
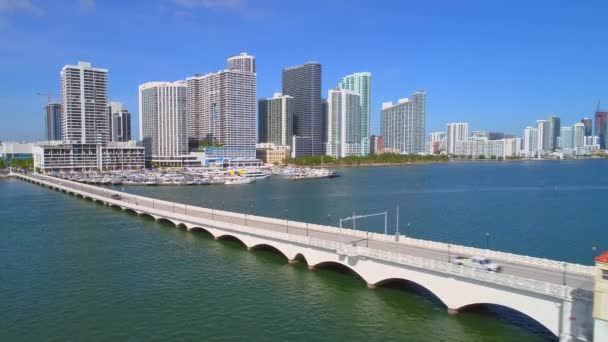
left=452, top=256, right=501, bottom=272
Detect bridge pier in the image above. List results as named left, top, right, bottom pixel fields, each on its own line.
left=447, top=308, right=459, bottom=316
left=308, top=265, right=316, bottom=271
left=367, top=283, right=377, bottom=289
left=288, top=259, right=299, bottom=264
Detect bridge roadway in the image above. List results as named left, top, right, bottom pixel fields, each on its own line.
left=21, top=173, right=594, bottom=291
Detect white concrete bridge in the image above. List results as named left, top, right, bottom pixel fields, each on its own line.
left=13, top=173, right=598, bottom=341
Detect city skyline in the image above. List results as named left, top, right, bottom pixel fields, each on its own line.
left=2, top=0, right=608, bottom=141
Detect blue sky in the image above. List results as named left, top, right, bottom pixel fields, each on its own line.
left=1, top=0, right=608, bottom=141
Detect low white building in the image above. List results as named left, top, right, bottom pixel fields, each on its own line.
left=33, top=141, right=145, bottom=172
left=454, top=138, right=521, bottom=159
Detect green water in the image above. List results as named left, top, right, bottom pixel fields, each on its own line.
left=6, top=160, right=604, bottom=341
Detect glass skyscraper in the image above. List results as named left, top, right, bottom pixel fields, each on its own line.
left=380, top=91, right=426, bottom=154
left=282, top=62, right=322, bottom=157
left=45, top=103, right=62, bottom=141
left=338, top=72, right=371, bottom=155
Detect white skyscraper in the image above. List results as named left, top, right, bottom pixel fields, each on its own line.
left=380, top=91, right=426, bottom=154
left=523, top=126, right=538, bottom=156
left=326, top=88, right=362, bottom=157
left=573, top=123, right=585, bottom=149
left=60, top=61, right=109, bottom=144
left=187, top=53, right=257, bottom=159
left=338, top=72, right=371, bottom=155
left=138, top=81, right=188, bottom=165
left=446, top=123, right=469, bottom=155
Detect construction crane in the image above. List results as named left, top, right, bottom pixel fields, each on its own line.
left=36, top=92, right=56, bottom=105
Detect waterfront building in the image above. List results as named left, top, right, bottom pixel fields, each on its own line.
left=60, top=61, right=109, bottom=144
left=536, top=119, right=550, bottom=152
left=326, top=88, right=362, bottom=157
left=338, top=72, right=371, bottom=155
left=282, top=62, right=323, bottom=157
left=428, top=132, right=446, bottom=154
left=321, top=98, right=328, bottom=151
left=370, top=135, right=384, bottom=154
left=258, top=93, right=293, bottom=147
left=559, top=126, right=573, bottom=149
left=573, top=123, right=585, bottom=149
left=504, top=138, right=522, bottom=157
left=45, top=103, right=62, bottom=141
left=547, top=116, right=561, bottom=151
left=523, top=126, right=538, bottom=157
left=255, top=143, right=290, bottom=165
left=291, top=136, right=312, bottom=158
left=108, top=102, right=131, bottom=142
left=187, top=53, right=257, bottom=159
left=32, top=140, right=144, bottom=172
left=594, top=110, right=608, bottom=149
left=454, top=139, right=506, bottom=158
left=139, top=81, right=188, bottom=166
left=581, top=118, right=592, bottom=137
left=446, top=123, right=469, bottom=155
left=380, top=91, right=426, bottom=154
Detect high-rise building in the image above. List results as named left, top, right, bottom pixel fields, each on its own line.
left=45, top=103, right=62, bottom=141
left=258, top=93, right=293, bottom=147
left=559, top=126, right=573, bottom=149
left=338, top=72, right=371, bottom=155
left=108, top=102, right=131, bottom=142
left=595, top=111, right=608, bottom=149
left=536, top=119, right=549, bottom=151
left=573, top=123, right=585, bottom=149
left=523, top=126, right=538, bottom=155
left=60, top=61, right=109, bottom=144
left=380, top=91, right=426, bottom=154
left=547, top=116, right=561, bottom=151
left=446, top=123, right=469, bottom=155
left=326, top=88, right=362, bottom=157
left=370, top=135, right=384, bottom=154
left=321, top=98, right=328, bottom=149
left=581, top=118, right=592, bottom=137
left=187, top=53, right=257, bottom=159
left=138, top=81, right=188, bottom=166
left=282, top=62, right=322, bottom=156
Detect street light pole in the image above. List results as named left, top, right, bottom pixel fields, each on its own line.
left=384, top=211, right=388, bottom=235
left=284, top=208, right=289, bottom=233
left=448, top=243, right=451, bottom=263
left=562, top=262, right=567, bottom=285
left=485, top=232, right=490, bottom=249
left=352, top=211, right=356, bottom=230
left=396, top=205, right=400, bottom=236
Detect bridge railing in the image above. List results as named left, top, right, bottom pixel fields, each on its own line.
left=21, top=173, right=595, bottom=277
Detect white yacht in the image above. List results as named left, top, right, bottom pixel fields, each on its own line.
left=242, top=170, right=270, bottom=180
left=224, top=176, right=255, bottom=185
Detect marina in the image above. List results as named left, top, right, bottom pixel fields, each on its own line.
left=49, top=166, right=337, bottom=186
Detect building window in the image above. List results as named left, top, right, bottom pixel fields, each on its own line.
left=603, top=269, right=608, bottom=281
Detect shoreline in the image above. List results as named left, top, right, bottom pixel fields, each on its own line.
left=293, top=157, right=607, bottom=168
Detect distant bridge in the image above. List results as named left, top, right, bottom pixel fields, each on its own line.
left=13, top=173, right=597, bottom=341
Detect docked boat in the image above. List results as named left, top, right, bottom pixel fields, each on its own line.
left=241, top=170, right=270, bottom=180
left=224, top=176, right=255, bottom=185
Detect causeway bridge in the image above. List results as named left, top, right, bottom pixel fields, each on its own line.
left=12, top=173, right=598, bottom=341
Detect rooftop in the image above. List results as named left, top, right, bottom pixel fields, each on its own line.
left=595, top=251, right=608, bottom=264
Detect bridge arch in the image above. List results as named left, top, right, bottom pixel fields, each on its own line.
left=292, top=253, right=308, bottom=265
left=138, top=212, right=156, bottom=221
left=216, top=234, right=248, bottom=249
left=250, top=244, right=289, bottom=260
left=123, top=208, right=138, bottom=215
left=312, top=261, right=366, bottom=283
left=156, top=217, right=178, bottom=226
left=373, top=278, right=447, bottom=307
left=176, top=223, right=187, bottom=230
left=456, top=303, right=558, bottom=340
left=187, top=226, right=214, bottom=237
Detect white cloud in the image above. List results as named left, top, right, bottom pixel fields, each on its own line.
left=173, top=0, right=247, bottom=10
left=0, top=0, right=44, bottom=15
left=79, top=0, right=95, bottom=11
